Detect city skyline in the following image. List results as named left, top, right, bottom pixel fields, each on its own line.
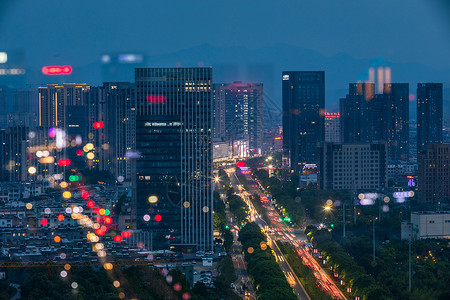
left=0, top=2, right=449, bottom=299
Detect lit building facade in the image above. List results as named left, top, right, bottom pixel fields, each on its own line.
left=282, top=71, right=325, bottom=173
left=135, top=68, right=213, bottom=250
left=325, top=112, right=340, bottom=143
left=318, top=142, right=387, bottom=190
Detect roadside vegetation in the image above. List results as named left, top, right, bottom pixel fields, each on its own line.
left=238, top=222, right=297, bottom=300
left=277, top=241, right=333, bottom=300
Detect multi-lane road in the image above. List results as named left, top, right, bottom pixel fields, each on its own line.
left=227, top=170, right=310, bottom=300
left=227, top=168, right=347, bottom=300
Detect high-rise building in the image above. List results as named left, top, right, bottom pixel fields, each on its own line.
left=340, top=83, right=375, bottom=143
left=38, top=83, right=89, bottom=129
left=384, top=83, right=409, bottom=161
left=418, top=144, right=450, bottom=205
left=325, top=112, right=340, bottom=143
left=417, top=83, right=443, bottom=153
left=135, top=68, right=213, bottom=250
left=213, top=82, right=263, bottom=154
left=340, top=82, right=409, bottom=162
left=318, top=142, right=387, bottom=190
left=4, top=126, right=28, bottom=182
left=102, top=82, right=136, bottom=180
left=0, top=129, right=8, bottom=181
left=282, top=71, right=325, bottom=172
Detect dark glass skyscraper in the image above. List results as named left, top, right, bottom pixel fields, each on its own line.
left=340, top=82, right=409, bottom=162
left=417, top=83, right=443, bottom=153
left=282, top=71, right=325, bottom=173
left=384, top=83, right=409, bottom=161
left=282, top=71, right=325, bottom=172
left=135, top=68, right=213, bottom=250
left=340, top=83, right=375, bottom=143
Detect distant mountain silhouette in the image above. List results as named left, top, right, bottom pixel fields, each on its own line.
left=24, top=44, right=450, bottom=118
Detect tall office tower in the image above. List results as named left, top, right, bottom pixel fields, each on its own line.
left=213, top=82, right=263, bottom=154
left=5, top=126, right=28, bottom=182
left=325, top=112, right=340, bottom=143
left=417, top=83, right=443, bottom=153
left=418, top=144, right=450, bottom=204
left=340, top=83, right=375, bottom=143
left=282, top=71, right=325, bottom=172
left=38, top=83, right=89, bottom=128
left=212, top=85, right=226, bottom=139
left=0, top=129, right=8, bottom=181
left=0, top=87, right=9, bottom=128
left=340, top=82, right=409, bottom=162
left=318, top=142, right=387, bottom=190
left=384, top=83, right=409, bottom=161
left=135, top=68, right=213, bottom=250
left=102, top=82, right=136, bottom=180
left=83, top=86, right=104, bottom=170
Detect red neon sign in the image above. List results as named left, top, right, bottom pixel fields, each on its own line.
left=274, top=136, right=282, bottom=140
left=41, top=66, right=72, bottom=75
left=146, top=95, right=167, bottom=104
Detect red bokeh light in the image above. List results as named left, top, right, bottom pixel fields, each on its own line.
left=236, top=161, right=245, bottom=168
left=95, top=228, right=105, bottom=236
left=155, top=214, right=162, bottom=222
left=121, top=231, right=130, bottom=238
left=146, top=95, right=166, bottom=104
left=114, top=235, right=123, bottom=243
left=86, top=200, right=95, bottom=208
left=82, top=191, right=89, bottom=199
left=40, top=218, right=48, bottom=226
left=41, top=66, right=72, bottom=75
left=93, top=122, right=104, bottom=129
left=94, top=208, right=100, bottom=215
left=58, top=159, right=71, bottom=167
left=76, top=150, right=83, bottom=156
left=57, top=214, right=65, bottom=221
left=104, top=216, right=113, bottom=225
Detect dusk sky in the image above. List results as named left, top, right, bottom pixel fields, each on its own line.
left=1, top=0, right=448, bottom=67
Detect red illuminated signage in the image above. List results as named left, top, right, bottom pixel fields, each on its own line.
left=274, top=136, right=282, bottom=140
left=146, top=95, right=167, bottom=104
left=236, top=161, right=245, bottom=168
left=42, top=66, right=73, bottom=75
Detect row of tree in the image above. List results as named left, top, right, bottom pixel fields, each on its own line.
left=307, top=227, right=394, bottom=300
left=238, top=222, right=297, bottom=300
left=276, top=241, right=333, bottom=300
